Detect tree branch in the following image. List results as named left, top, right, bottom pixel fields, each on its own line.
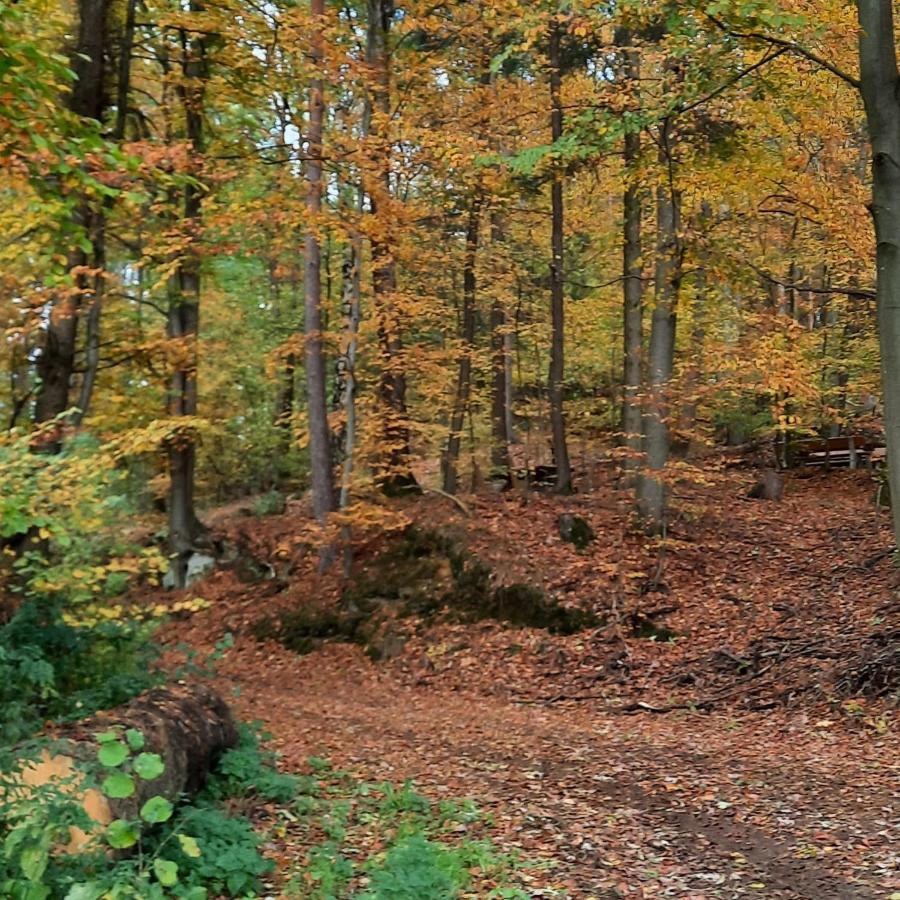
left=706, top=13, right=861, bottom=90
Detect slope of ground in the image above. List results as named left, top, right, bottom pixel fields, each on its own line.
left=162, top=466, right=900, bottom=897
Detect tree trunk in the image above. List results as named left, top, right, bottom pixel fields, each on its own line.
left=167, top=9, right=207, bottom=586
left=366, top=0, right=416, bottom=494
left=679, top=201, right=711, bottom=448
left=12, top=683, right=237, bottom=852
left=489, top=214, right=511, bottom=479
left=338, top=222, right=362, bottom=514
left=442, top=195, right=481, bottom=494
left=617, top=28, right=643, bottom=477
left=637, top=124, right=680, bottom=533
left=548, top=21, right=572, bottom=493
left=70, top=0, right=138, bottom=429
left=304, top=0, right=336, bottom=523
left=857, top=0, right=900, bottom=550
left=33, top=0, right=111, bottom=446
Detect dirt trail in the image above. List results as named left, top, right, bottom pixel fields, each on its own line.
left=214, top=641, right=898, bottom=898
left=172, top=471, right=900, bottom=897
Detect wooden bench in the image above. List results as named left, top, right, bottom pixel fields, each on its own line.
left=789, top=436, right=883, bottom=469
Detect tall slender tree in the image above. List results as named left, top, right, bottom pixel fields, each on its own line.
left=304, top=0, right=336, bottom=523
left=857, top=0, right=900, bottom=549
left=617, top=27, right=643, bottom=478
left=442, top=193, right=482, bottom=494
left=366, top=0, right=417, bottom=494
left=637, top=116, right=680, bottom=532
left=548, top=17, right=572, bottom=493
left=167, top=3, right=208, bottom=586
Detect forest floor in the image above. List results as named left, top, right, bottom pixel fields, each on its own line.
left=161, top=463, right=900, bottom=898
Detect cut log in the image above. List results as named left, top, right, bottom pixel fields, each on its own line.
left=9, top=682, right=237, bottom=850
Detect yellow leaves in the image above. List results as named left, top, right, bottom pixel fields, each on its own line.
left=149, top=597, right=211, bottom=619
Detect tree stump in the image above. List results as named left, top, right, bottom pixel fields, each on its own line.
left=747, top=469, right=784, bottom=501
left=558, top=513, right=595, bottom=550
left=9, top=683, right=238, bottom=850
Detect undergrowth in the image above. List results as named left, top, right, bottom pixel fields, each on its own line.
left=0, top=724, right=293, bottom=899
left=281, top=759, right=534, bottom=899
left=0, top=599, right=160, bottom=746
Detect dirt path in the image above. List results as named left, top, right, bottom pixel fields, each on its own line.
left=214, top=642, right=899, bottom=899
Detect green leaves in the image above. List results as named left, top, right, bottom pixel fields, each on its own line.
left=97, top=741, right=128, bottom=767
left=106, top=819, right=139, bottom=850
left=133, top=752, right=164, bottom=781
left=140, top=796, right=173, bottom=824
left=153, top=858, right=178, bottom=887
left=177, top=833, right=201, bottom=858
left=101, top=773, right=135, bottom=799
left=125, top=728, right=145, bottom=750
left=18, top=844, right=49, bottom=882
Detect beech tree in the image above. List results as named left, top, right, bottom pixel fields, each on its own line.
left=33, top=0, right=111, bottom=446
left=303, top=0, right=336, bottom=523
left=857, top=0, right=900, bottom=549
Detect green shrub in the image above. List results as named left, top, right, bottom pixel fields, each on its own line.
left=283, top=764, right=530, bottom=899
left=361, top=833, right=467, bottom=899
left=202, top=723, right=299, bottom=803
left=168, top=805, right=273, bottom=897
left=0, top=600, right=159, bottom=745
left=0, top=724, right=285, bottom=899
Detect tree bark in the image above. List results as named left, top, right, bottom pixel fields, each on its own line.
left=366, top=0, right=416, bottom=494
left=12, top=683, right=237, bottom=852
left=33, top=0, right=111, bottom=446
left=637, top=121, right=680, bottom=533
left=490, top=213, right=511, bottom=478
left=70, top=0, right=138, bottom=428
left=304, top=0, right=336, bottom=523
left=167, top=8, right=207, bottom=586
left=442, top=195, right=481, bottom=494
left=679, top=201, right=711, bottom=447
left=857, top=0, right=900, bottom=549
left=548, top=21, right=572, bottom=493
left=617, top=28, right=643, bottom=477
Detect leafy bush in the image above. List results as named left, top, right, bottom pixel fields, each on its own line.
left=0, top=427, right=166, bottom=610
left=0, top=600, right=159, bottom=745
left=202, top=723, right=299, bottom=803
left=167, top=805, right=272, bottom=897
left=0, top=723, right=286, bottom=899
left=361, top=833, right=467, bottom=899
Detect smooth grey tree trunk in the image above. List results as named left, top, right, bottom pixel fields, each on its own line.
left=679, top=201, right=711, bottom=446
left=167, top=6, right=207, bottom=586
left=857, top=0, right=900, bottom=549
left=548, top=22, right=572, bottom=493
left=617, top=28, right=643, bottom=477
left=304, top=0, right=336, bottom=523
left=637, top=127, right=680, bottom=533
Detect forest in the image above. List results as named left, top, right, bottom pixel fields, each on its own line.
left=2, top=0, right=900, bottom=897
